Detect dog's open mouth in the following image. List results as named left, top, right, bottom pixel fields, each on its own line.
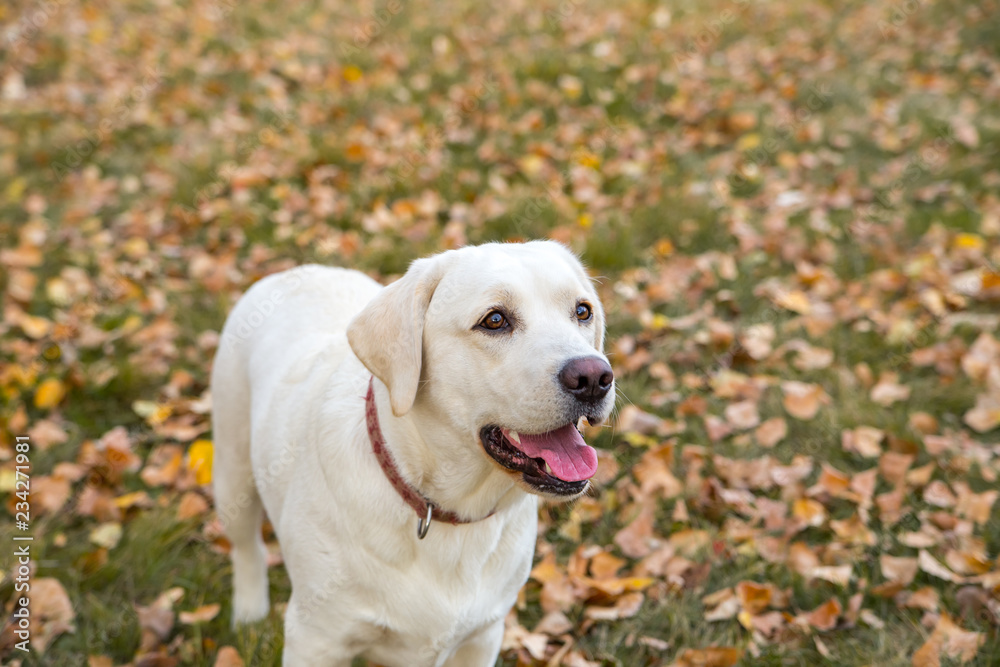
left=479, top=424, right=597, bottom=496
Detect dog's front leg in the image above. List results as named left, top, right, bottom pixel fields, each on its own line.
left=442, top=618, right=504, bottom=667
left=281, top=591, right=354, bottom=667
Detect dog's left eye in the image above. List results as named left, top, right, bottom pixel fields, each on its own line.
left=575, top=302, right=593, bottom=322
left=478, top=310, right=510, bottom=331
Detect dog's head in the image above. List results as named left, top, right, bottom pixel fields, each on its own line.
left=347, top=241, right=614, bottom=501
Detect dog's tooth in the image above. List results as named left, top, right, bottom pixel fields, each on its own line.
left=544, top=462, right=552, bottom=474
left=508, top=430, right=520, bottom=444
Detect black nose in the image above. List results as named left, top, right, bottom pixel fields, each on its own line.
left=559, top=356, right=614, bottom=402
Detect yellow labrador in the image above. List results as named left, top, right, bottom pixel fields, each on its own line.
left=211, top=241, right=614, bottom=666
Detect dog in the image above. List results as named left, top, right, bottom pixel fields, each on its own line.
left=211, top=240, right=615, bottom=666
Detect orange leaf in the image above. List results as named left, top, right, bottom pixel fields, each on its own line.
left=673, top=647, right=743, bottom=667
left=34, top=378, right=66, bottom=410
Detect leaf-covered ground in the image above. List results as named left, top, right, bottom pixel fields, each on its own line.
left=2, top=0, right=1000, bottom=664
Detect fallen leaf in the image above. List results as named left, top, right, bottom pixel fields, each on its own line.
left=803, top=597, right=841, bottom=631
left=30, top=578, right=76, bottom=653
left=781, top=381, right=829, bottom=420
left=724, top=400, right=760, bottom=430
left=34, top=377, right=66, bottom=410
left=89, top=522, right=123, bottom=549
left=672, top=646, right=743, bottom=667
left=754, top=417, right=788, bottom=447
left=187, top=439, right=214, bottom=485
left=177, top=492, right=210, bottom=520
left=919, top=550, right=964, bottom=584
left=179, top=603, right=221, bottom=624
left=213, top=647, right=245, bottom=667
left=871, top=372, right=911, bottom=406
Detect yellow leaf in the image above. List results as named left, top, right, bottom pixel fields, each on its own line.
left=188, top=439, right=214, bottom=485
left=577, top=152, right=601, bottom=169
left=792, top=498, right=827, bottom=526
left=343, top=65, right=363, bottom=82
left=737, top=133, right=761, bottom=151
left=5, top=177, right=27, bottom=202
left=577, top=213, right=593, bottom=228
left=953, top=233, right=984, bottom=251
left=34, top=378, right=66, bottom=410
left=655, top=239, right=674, bottom=256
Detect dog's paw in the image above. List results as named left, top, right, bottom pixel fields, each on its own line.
left=232, top=589, right=270, bottom=625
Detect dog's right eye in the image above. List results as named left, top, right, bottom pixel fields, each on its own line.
left=478, top=310, right=509, bottom=331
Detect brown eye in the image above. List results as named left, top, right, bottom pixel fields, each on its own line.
left=479, top=310, right=509, bottom=331
left=576, top=302, right=593, bottom=322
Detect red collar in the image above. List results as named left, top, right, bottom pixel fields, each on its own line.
left=365, top=376, right=492, bottom=538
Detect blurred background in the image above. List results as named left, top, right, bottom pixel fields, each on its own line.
left=1, top=0, right=999, bottom=664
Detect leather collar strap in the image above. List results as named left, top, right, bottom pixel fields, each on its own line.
left=365, top=376, right=491, bottom=538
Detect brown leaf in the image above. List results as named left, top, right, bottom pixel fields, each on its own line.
left=634, top=443, right=683, bottom=499
left=912, top=631, right=942, bottom=667
left=584, top=592, right=645, bottom=621
left=842, top=426, right=884, bottom=458
left=177, top=492, right=210, bottom=520
left=954, top=484, right=999, bottom=524
left=534, top=610, right=573, bottom=635
left=792, top=498, right=827, bottom=528
left=30, top=475, right=72, bottom=515
left=918, top=550, right=964, bottom=584
left=589, top=551, right=626, bottom=580
left=735, top=581, right=772, bottom=615
left=754, top=417, right=788, bottom=447
left=871, top=372, right=911, bottom=406
left=614, top=503, right=657, bottom=558
left=803, top=597, right=842, bottom=631
left=179, top=603, right=221, bottom=624
left=879, top=451, right=914, bottom=487
left=923, top=480, right=956, bottom=508
left=672, top=646, right=743, bottom=667
left=724, top=400, right=760, bottom=430
left=881, top=555, right=918, bottom=585
left=781, top=381, right=829, bottom=420
left=213, top=647, right=245, bottom=667
left=30, top=578, right=76, bottom=653
left=787, top=542, right=820, bottom=577
left=616, top=405, right=664, bottom=434
left=964, top=393, right=1000, bottom=433
left=531, top=552, right=575, bottom=613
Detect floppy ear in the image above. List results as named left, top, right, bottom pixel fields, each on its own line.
left=347, top=255, right=451, bottom=417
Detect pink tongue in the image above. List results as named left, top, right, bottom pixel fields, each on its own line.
left=501, top=425, right=598, bottom=482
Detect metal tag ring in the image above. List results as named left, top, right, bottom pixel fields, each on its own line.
left=416, top=503, right=433, bottom=539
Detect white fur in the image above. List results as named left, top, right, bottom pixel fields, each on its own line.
left=211, top=241, right=613, bottom=666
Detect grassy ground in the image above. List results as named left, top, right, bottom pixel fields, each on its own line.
left=1, top=0, right=999, bottom=664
